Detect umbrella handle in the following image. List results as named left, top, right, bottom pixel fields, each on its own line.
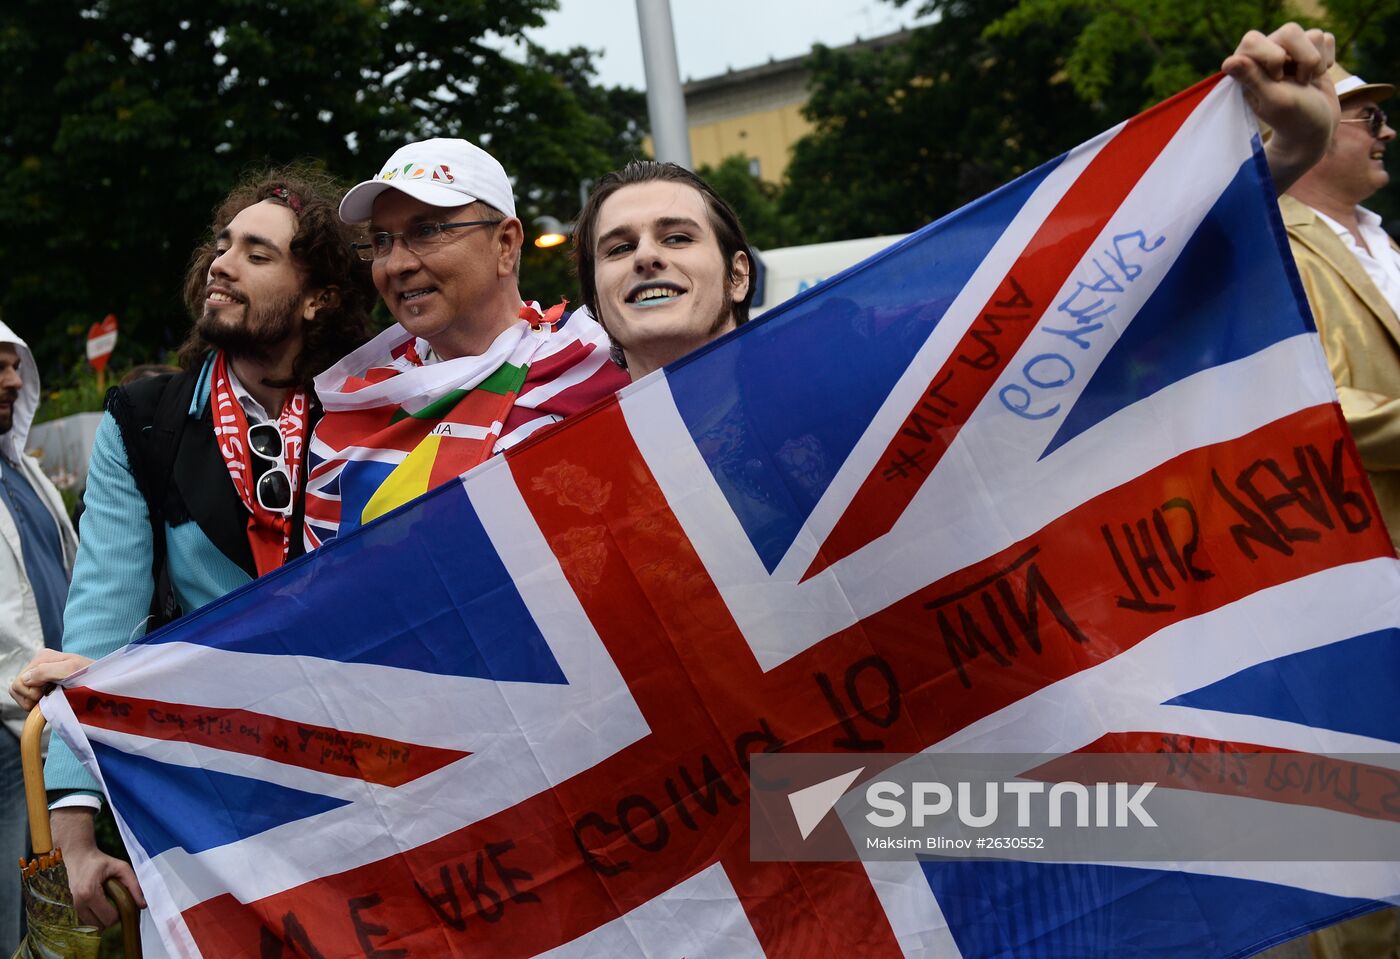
left=20, top=707, right=144, bottom=959
left=105, top=878, right=144, bottom=958
left=20, top=707, right=51, bottom=854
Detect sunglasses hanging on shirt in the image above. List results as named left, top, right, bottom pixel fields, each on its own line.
left=248, top=422, right=292, bottom=515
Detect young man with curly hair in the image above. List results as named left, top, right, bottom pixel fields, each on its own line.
left=11, top=166, right=375, bottom=941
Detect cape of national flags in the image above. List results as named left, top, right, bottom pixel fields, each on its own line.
left=44, top=75, right=1400, bottom=959
left=303, top=303, right=628, bottom=546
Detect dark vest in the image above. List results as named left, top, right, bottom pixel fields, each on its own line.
left=106, top=370, right=318, bottom=619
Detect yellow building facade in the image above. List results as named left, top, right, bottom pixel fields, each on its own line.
left=687, top=101, right=812, bottom=182
left=683, top=59, right=813, bottom=181
left=646, top=31, right=908, bottom=183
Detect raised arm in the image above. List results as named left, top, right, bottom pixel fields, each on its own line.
left=1223, top=23, right=1338, bottom=192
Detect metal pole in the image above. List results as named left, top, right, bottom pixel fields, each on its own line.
left=635, top=0, right=692, bottom=168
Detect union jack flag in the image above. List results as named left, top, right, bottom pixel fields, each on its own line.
left=44, top=75, right=1400, bottom=958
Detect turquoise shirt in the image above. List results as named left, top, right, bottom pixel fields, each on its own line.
left=46, top=368, right=252, bottom=797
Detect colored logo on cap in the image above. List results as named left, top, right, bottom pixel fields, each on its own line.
left=377, top=162, right=454, bottom=184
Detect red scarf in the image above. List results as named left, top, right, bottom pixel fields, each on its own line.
left=210, top=352, right=310, bottom=576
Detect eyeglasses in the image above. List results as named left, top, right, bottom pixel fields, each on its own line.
left=1339, top=107, right=1389, bottom=138
left=352, top=219, right=503, bottom=261
left=248, top=422, right=292, bottom=515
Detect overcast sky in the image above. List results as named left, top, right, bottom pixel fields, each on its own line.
left=527, top=0, right=935, bottom=89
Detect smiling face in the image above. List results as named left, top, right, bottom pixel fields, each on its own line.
left=368, top=191, right=520, bottom=358
left=1314, top=95, right=1394, bottom=205
left=197, top=199, right=313, bottom=357
left=591, top=180, right=750, bottom=379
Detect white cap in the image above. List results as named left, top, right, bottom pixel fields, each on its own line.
left=340, top=138, right=516, bottom=223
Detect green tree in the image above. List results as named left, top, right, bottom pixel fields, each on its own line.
left=780, top=0, right=1132, bottom=242
left=512, top=44, right=648, bottom=307
left=985, top=0, right=1399, bottom=224
left=983, top=0, right=1400, bottom=106
left=697, top=154, right=800, bottom=249
left=780, top=0, right=1398, bottom=243
left=984, top=0, right=1302, bottom=106
left=0, top=0, right=645, bottom=381
left=1354, top=1, right=1400, bottom=228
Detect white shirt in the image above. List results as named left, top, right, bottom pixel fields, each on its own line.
left=227, top=365, right=294, bottom=481
left=1311, top=205, right=1400, bottom=319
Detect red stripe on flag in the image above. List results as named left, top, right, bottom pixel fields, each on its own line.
left=66, top=688, right=468, bottom=787
left=1031, top=731, right=1400, bottom=825
left=875, top=409, right=1388, bottom=745
left=178, top=400, right=1387, bottom=957
left=804, top=75, right=1224, bottom=581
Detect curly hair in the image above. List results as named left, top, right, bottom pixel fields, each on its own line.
left=571, top=160, right=755, bottom=367
left=178, top=165, right=375, bottom=387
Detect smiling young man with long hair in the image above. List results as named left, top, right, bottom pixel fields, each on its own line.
left=11, top=167, right=374, bottom=943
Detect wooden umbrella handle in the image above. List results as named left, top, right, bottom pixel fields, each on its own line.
left=20, top=707, right=51, bottom=854
left=105, top=878, right=143, bottom=958
left=20, top=706, right=144, bottom=958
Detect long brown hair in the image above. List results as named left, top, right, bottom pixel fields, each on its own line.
left=178, top=165, right=374, bottom=387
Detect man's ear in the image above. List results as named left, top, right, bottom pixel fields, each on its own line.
left=729, top=250, right=751, bottom=303
left=302, top=286, right=340, bottom=321
left=497, top=218, right=525, bottom=278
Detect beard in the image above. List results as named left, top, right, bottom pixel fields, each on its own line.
left=707, top=299, right=736, bottom=340
left=196, top=288, right=302, bottom=359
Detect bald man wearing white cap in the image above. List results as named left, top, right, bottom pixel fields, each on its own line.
left=303, top=139, right=627, bottom=546
left=1281, top=65, right=1400, bottom=557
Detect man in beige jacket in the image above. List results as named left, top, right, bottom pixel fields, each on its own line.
left=1282, top=64, right=1400, bottom=556
left=1281, top=62, right=1400, bottom=959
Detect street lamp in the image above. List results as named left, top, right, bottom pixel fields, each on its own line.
left=534, top=215, right=572, bottom=250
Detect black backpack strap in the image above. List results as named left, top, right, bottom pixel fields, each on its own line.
left=106, top=372, right=198, bottom=628
left=286, top=395, right=321, bottom=562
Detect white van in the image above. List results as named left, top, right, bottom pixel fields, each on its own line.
left=750, top=234, right=907, bottom=317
